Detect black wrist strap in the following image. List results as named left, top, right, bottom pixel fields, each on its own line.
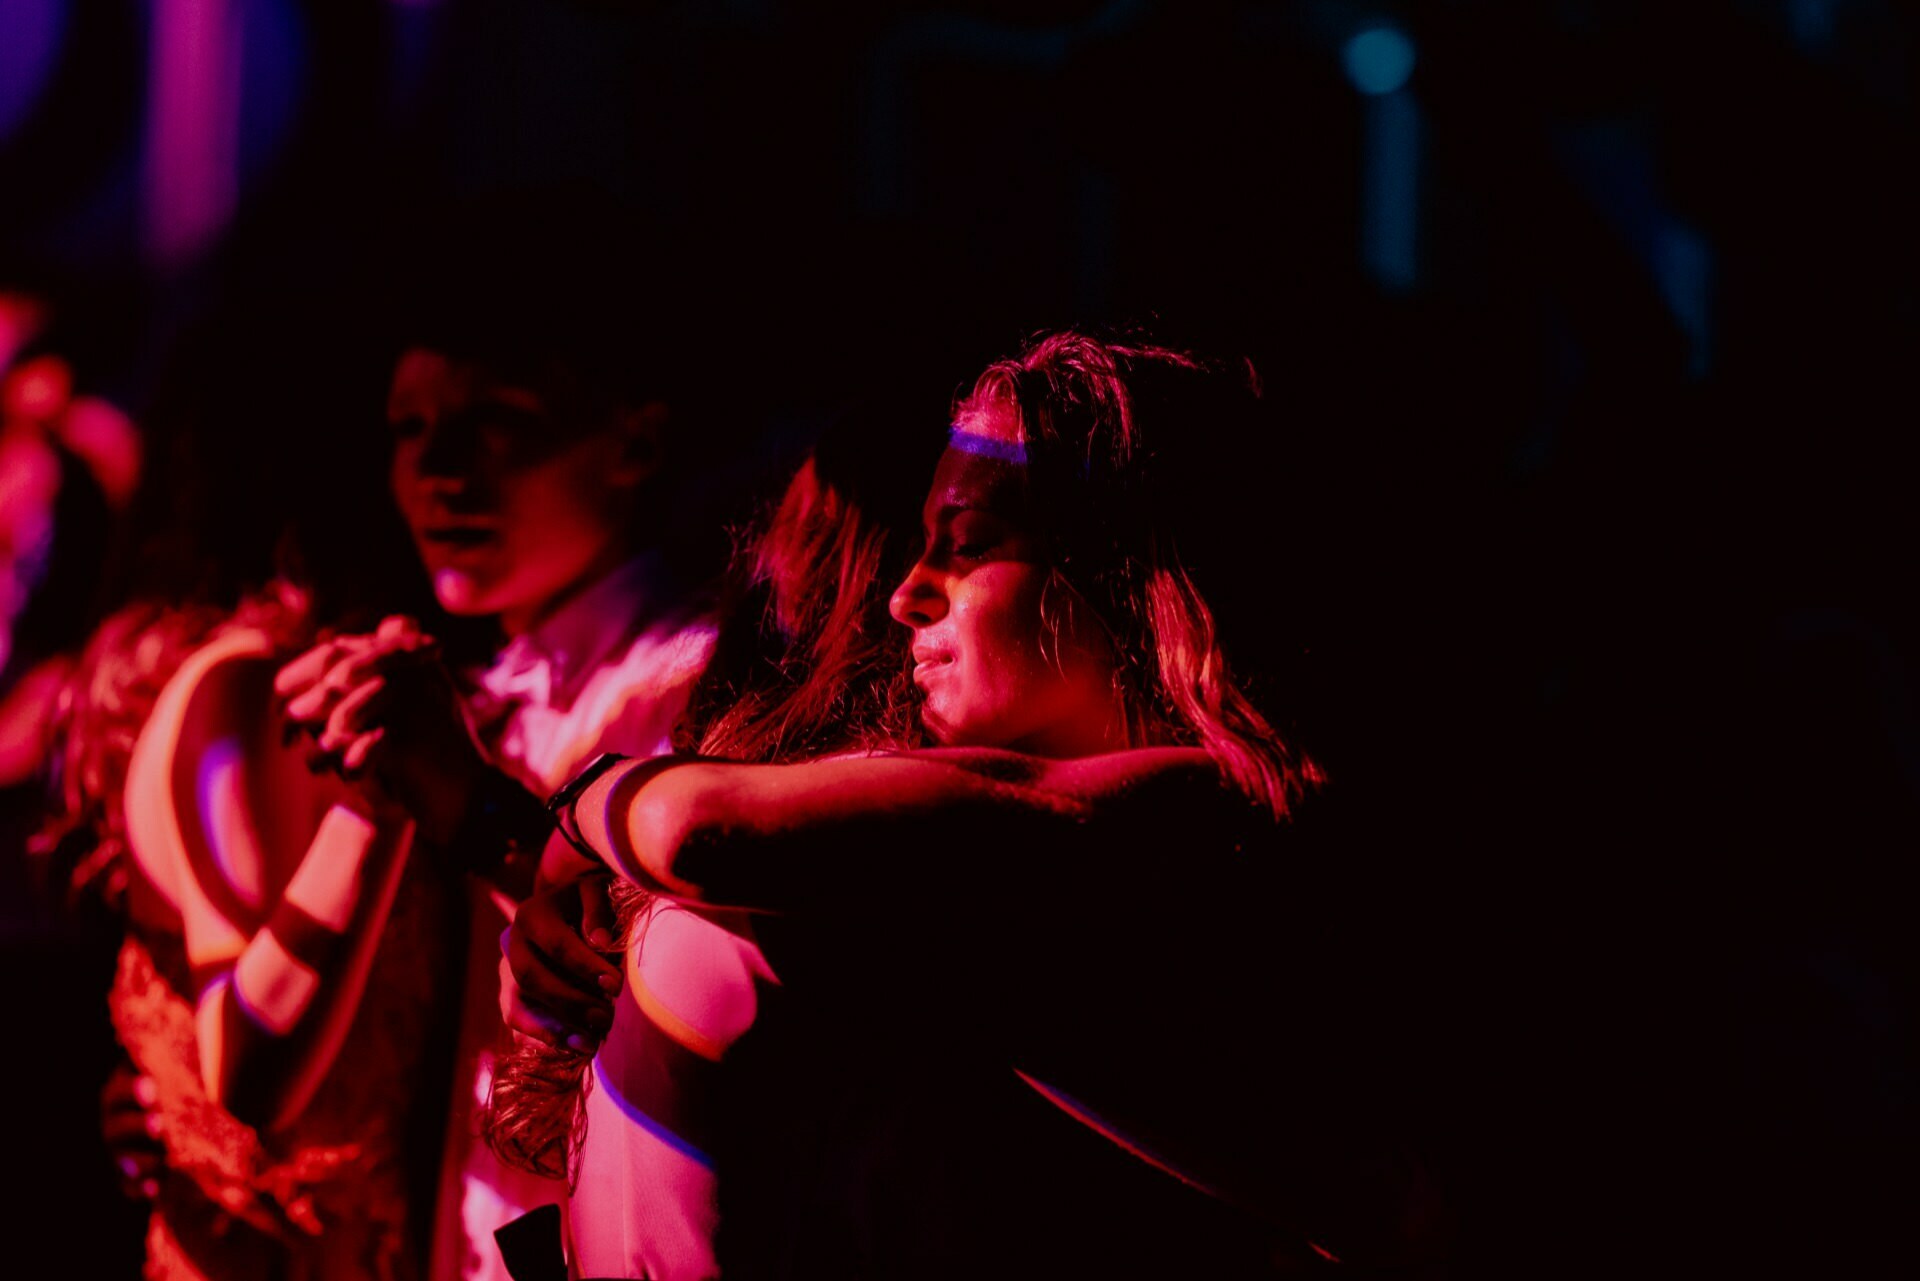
left=547, top=751, right=632, bottom=868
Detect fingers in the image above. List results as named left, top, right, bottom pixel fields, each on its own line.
left=279, top=623, right=444, bottom=784
left=376, top=614, right=423, bottom=643
left=318, top=676, right=388, bottom=756
left=579, top=877, right=618, bottom=952
left=500, top=886, right=620, bottom=1046
left=277, top=619, right=433, bottom=715
left=101, top=1069, right=164, bottom=1202
left=284, top=645, right=390, bottom=723
left=500, top=956, right=598, bottom=1052
left=273, top=636, right=358, bottom=697
left=340, top=727, right=386, bottom=776
left=506, top=917, right=619, bottom=1030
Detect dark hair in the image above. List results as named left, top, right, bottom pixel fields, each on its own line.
left=956, top=328, right=1323, bottom=817
left=483, top=391, right=941, bottom=1182
left=371, top=186, right=695, bottom=419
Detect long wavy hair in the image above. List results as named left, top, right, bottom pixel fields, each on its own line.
left=955, top=328, right=1323, bottom=817
left=484, top=399, right=935, bottom=1182
left=32, top=586, right=312, bottom=918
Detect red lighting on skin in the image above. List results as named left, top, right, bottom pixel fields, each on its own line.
left=3, top=354, right=72, bottom=420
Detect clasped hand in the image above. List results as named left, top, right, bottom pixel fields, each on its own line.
left=273, top=615, right=486, bottom=846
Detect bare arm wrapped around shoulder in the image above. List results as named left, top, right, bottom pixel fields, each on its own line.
left=567, top=745, right=1236, bottom=912
left=124, top=632, right=418, bottom=1132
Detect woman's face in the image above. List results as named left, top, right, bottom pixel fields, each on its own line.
left=888, top=404, right=1123, bottom=757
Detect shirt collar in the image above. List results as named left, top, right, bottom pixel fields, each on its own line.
left=479, top=553, right=668, bottom=711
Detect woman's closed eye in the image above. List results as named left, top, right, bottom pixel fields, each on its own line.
left=943, top=512, right=1011, bottom=562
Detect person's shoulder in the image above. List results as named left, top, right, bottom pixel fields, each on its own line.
left=609, top=606, right=719, bottom=691
left=138, top=625, right=276, bottom=747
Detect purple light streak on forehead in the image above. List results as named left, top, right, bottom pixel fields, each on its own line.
left=946, top=425, right=1027, bottom=465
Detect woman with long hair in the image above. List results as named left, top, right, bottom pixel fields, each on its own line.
left=504, top=330, right=1441, bottom=1277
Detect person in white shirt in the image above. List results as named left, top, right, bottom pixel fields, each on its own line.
left=273, top=256, right=724, bottom=1281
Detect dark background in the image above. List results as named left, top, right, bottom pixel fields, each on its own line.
left=2, top=1, right=1914, bottom=1276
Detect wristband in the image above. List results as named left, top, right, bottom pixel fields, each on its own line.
left=547, top=751, right=632, bottom=868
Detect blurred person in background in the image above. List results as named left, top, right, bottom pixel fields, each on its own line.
left=272, top=191, right=740, bottom=1281
left=0, top=293, right=140, bottom=795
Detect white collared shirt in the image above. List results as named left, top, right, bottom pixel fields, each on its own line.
left=433, top=554, right=718, bottom=1281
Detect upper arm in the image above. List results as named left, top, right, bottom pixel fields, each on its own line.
left=126, top=632, right=332, bottom=981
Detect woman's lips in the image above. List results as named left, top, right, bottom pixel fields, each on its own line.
left=911, top=648, right=954, bottom=685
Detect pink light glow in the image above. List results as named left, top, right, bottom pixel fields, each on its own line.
left=144, top=0, right=241, bottom=270
left=3, top=354, right=71, bottom=421
left=196, top=734, right=266, bottom=910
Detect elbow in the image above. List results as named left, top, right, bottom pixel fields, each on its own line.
left=623, top=772, right=705, bottom=897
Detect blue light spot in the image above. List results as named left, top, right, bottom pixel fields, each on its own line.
left=0, top=0, right=70, bottom=145
left=1343, top=25, right=1415, bottom=97
left=237, top=0, right=309, bottom=182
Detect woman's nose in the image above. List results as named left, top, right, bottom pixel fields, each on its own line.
left=888, top=560, right=948, bottom=628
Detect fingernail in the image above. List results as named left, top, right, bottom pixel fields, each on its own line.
left=118, top=1157, right=141, bottom=1179
left=586, top=928, right=613, bottom=950
left=498, top=928, right=512, bottom=955
left=140, top=1178, right=160, bottom=1200
left=132, top=1075, right=157, bottom=1107
left=597, top=973, right=621, bottom=994
left=144, top=1114, right=163, bottom=1139
left=565, top=1034, right=596, bottom=1054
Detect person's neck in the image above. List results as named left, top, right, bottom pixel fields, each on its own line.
left=497, top=541, right=646, bottom=640
left=1008, top=707, right=1134, bottom=760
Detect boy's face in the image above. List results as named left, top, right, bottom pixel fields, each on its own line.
left=386, top=347, right=649, bottom=635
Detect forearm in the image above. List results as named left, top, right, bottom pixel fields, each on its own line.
left=197, top=805, right=413, bottom=1131
left=570, top=748, right=1221, bottom=911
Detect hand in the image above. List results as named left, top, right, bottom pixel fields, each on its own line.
left=100, top=1059, right=163, bottom=1203
left=499, top=873, right=621, bottom=1051
left=274, top=616, right=487, bottom=843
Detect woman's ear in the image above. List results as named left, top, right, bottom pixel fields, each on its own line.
left=609, top=401, right=671, bottom=487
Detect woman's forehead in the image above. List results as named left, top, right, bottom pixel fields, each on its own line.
left=926, top=441, right=1027, bottom=519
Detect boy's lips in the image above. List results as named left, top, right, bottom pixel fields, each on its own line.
left=422, top=526, right=498, bottom=549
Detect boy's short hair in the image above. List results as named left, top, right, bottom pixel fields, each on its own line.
left=373, top=184, right=697, bottom=414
